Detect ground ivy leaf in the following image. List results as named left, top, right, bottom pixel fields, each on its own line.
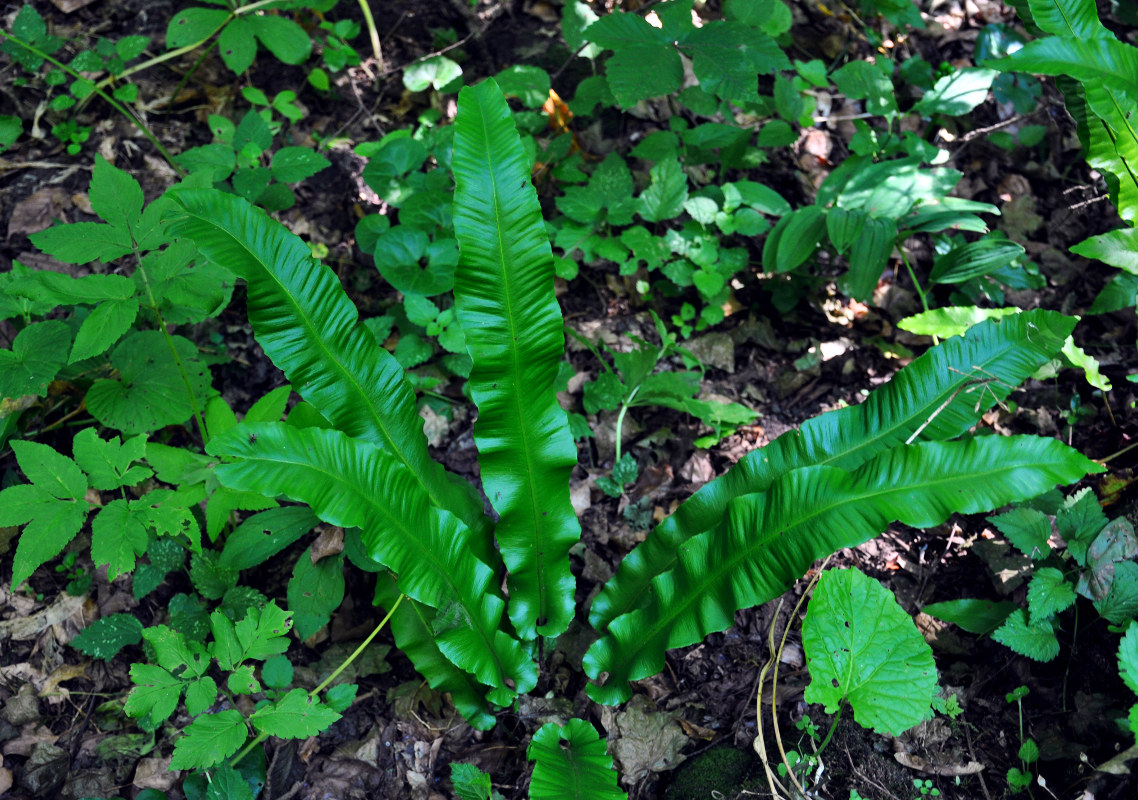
left=988, top=507, right=1052, bottom=559
left=184, top=675, right=219, bottom=716
left=169, top=709, right=248, bottom=770
left=125, top=663, right=184, bottom=724
left=324, top=683, right=357, bottom=713
left=89, top=153, right=144, bottom=239
left=0, top=320, right=70, bottom=398
left=71, top=613, right=143, bottom=660
left=803, top=567, right=938, bottom=736
left=250, top=688, right=340, bottom=739
left=91, top=498, right=150, bottom=578
left=70, top=296, right=140, bottom=363
left=992, top=609, right=1060, bottom=662
left=1026, top=567, right=1076, bottom=622
left=403, top=55, right=462, bottom=92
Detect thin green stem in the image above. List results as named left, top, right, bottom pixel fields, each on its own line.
left=900, top=247, right=930, bottom=314
left=167, top=40, right=219, bottom=108
left=0, top=30, right=185, bottom=176
left=94, top=38, right=215, bottom=90
left=613, top=384, right=639, bottom=465
left=816, top=702, right=843, bottom=754
left=228, top=594, right=405, bottom=768
left=356, top=0, right=384, bottom=70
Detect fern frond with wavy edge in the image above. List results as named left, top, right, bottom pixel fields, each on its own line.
left=452, top=79, right=580, bottom=639
left=1023, top=0, right=1107, bottom=38
left=990, top=38, right=1138, bottom=96
left=207, top=422, right=536, bottom=704
left=167, top=190, right=493, bottom=557
left=588, top=310, right=1075, bottom=632
left=373, top=574, right=497, bottom=729
left=528, top=719, right=627, bottom=800
left=584, top=436, right=1101, bottom=703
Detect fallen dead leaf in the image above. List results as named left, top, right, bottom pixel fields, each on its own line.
left=6, top=186, right=70, bottom=238
left=39, top=662, right=88, bottom=705
left=601, top=694, right=689, bottom=786
left=310, top=526, right=345, bottom=564
left=133, top=756, right=177, bottom=792
left=894, top=751, right=984, bottom=776
left=0, top=593, right=86, bottom=641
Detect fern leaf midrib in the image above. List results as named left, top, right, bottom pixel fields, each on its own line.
left=476, top=111, right=554, bottom=625
left=605, top=453, right=1058, bottom=675
left=209, top=218, right=439, bottom=500
left=227, top=446, right=514, bottom=686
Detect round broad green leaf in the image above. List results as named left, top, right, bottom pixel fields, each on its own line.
left=261, top=654, right=294, bottom=690
left=403, top=55, right=463, bottom=92
left=218, top=16, right=257, bottom=74
left=354, top=214, right=390, bottom=254
left=85, top=330, right=214, bottom=435
left=0, top=319, right=70, bottom=398
left=803, top=568, right=938, bottom=736
left=399, top=189, right=453, bottom=232
left=372, top=228, right=456, bottom=295
left=166, top=8, right=230, bottom=48
left=494, top=65, right=551, bottom=108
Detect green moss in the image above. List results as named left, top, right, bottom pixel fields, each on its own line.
left=663, top=744, right=763, bottom=800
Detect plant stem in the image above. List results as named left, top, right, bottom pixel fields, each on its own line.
left=613, top=384, right=639, bottom=465
left=356, top=0, right=384, bottom=70
left=900, top=247, right=929, bottom=314
left=0, top=30, right=185, bottom=176
left=227, top=594, right=405, bottom=768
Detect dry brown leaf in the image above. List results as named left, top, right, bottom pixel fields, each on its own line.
left=310, top=526, right=345, bottom=564
left=894, top=751, right=984, bottom=776
left=0, top=593, right=86, bottom=641
left=7, top=186, right=70, bottom=238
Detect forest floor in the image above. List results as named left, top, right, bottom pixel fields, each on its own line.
left=2, top=1, right=1138, bottom=799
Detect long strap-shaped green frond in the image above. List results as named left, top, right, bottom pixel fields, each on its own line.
left=373, top=574, right=497, bottom=728
left=584, top=436, right=1100, bottom=703
left=168, top=190, right=491, bottom=548
left=1023, top=0, right=1107, bottom=38
left=451, top=79, right=580, bottom=638
left=588, top=310, right=1075, bottom=631
left=208, top=422, right=537, bottom=705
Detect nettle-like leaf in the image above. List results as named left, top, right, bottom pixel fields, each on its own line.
left=803, top=568, right=937, bottom=736
left=590, top=310, right=1077, bottom=633
left=0, top=320, right=70, bottom=399
left=527, top=719, right=627, bottom=800
left=585, top=435, right=1099, bottom=703
left=1027, top=567, right=1076, bottom=622
left=452, top=79, right=580, bottom=639
left=0, top=440, right=89, bottom=588
left=990, top=507, right=1053, bottom=559
left=167, top=189, right=491, bottom=548
left=992, top=608, right=1060, bottom=661
left=208, top=422, right=537, bottom=705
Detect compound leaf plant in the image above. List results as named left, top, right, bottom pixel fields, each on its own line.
left=162, top=79, right=1097, bottom=784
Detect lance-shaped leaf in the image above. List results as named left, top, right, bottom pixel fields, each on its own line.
left=585, top=435, right=1100, bottom=704
left=990, top=37, right=1138, bottom=95
left=207, top=422, right=536, bottom=704
left=374, top=574, right=497, bottom=729
left=589, top=310, right=1075, bottom=631
left=167, top=189, right=491, bottom=553
left=452, top=79, right=580, bottom=639
left=1022, top=0, right=1107, bottom=39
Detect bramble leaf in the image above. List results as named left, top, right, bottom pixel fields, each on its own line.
left=169, top=709, right=248, bottom=770
left=989, top=507, right=1052, bottom=559
left=250, top=688, right=340, bottom=738
left=1027, top=567, right=1076, bottom=621
left=992, top=608, right=1060, bottom=661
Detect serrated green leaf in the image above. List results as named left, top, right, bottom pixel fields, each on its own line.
left=73, top=428, right=150, bottom=491
left=70, top=297, right=140, bottom=363
left=585, top=12, right=681, bottom=107
left=992, top=608, right=1060, bottom=661
left=89, top=154, right=144, bottom=239
left=989, top=506, right=1052, bottom=559
left=12, top=439, right=86, bottom=499
left=1094, top=560, right=1138, bottom=624
left=803, top=568, right=937, bottom=735
left=271, top=147, right=330, bottom=183
left=0, top=320, right=70, bottom=399
left=1058, top=487, right=1109, bottom=565
left=170, top=593, right=211, bottom=643
left=71, top=613, right=144, bottom=660
left=250, top=688, right=340, bottom=738
left=184, top=675, right=219, bottom=716
left=527, top=719, right=627, bottom=800
left=191, top=551, right=239, bottom=600
left=235, top=602, right=293, bottom=661
left=451, top=762, right=493, bottom=800
left=29, top=221, right=134, bottom=263
left=125, top=663, right=184, bottom=724
left=132, top=535, right=186, bottom=599
left=228, top=664, right=260, bottom=694
left=1027, top=567, right=1076, bottom=622
left=92, top=498, right=150, bottom=578
left=324, top=682, right=357, bottom=713
left=679, top=21, right=788, bottom=103
left=210, top=609, right=244, bottom=671
left=636, top=157, right=688, bottom=223
left=143, top=624, right=210, bottom=676
left=453, top=80, right=581, bottom=639
left=169, top=709, right=248, bottom=770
